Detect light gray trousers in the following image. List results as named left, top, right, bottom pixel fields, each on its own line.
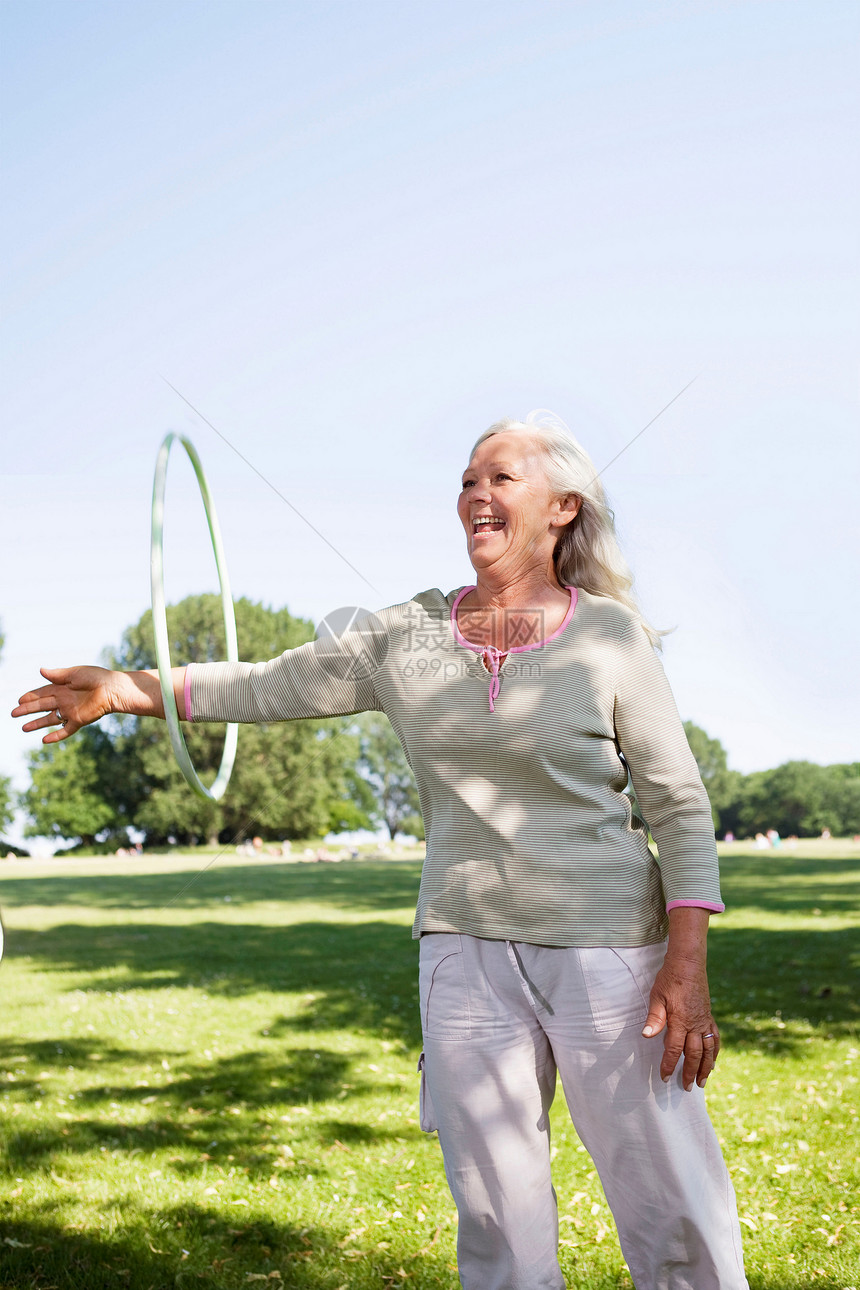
left=418, top=933, right=748, bottom=1290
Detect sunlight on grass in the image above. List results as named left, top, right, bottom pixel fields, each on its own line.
left=1, top=844, right=857, bottom=1288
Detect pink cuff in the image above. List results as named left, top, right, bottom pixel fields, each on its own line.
left=666, top=899, right=725, bottom=914
left=184, top=665, right=193, bottom=723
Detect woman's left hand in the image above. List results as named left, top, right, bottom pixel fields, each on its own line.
left=642, top=956, right=720, bottom=1091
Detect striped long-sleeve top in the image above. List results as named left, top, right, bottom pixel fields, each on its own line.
left=188, top=586, right=723, bottom=947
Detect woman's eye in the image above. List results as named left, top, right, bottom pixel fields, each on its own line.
left=461, top=480, right=474, bottom=489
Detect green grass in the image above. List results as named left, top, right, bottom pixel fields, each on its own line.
left=0, top=843, right=857, bottom=1289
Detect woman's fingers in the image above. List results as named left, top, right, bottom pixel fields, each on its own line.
left=697, top=1025, right=720, bottom=1088
left=18, top=705, right=79, bottom=744
left=13, top=684, right=58, bottom=714
left=15, top=700, right=58, bottom=721
left=682, top=1025, right=720, bottom=1090
left=40, top=666, right=74, bottom=684
left=681, top=1032, right=705, bottom=1091
left=659, top=1024, right=721, bottom=1090
left=659, top=1017, right=688, bottom=1082
left=12, top=670, right=73, bottom=712
left=20, top=711, right=63, bottom=733
left=14, top=689, right=67, bottom=723
left=42, top=723, right=75, bottom=744
left=641, top=998, right=667, bottom=1038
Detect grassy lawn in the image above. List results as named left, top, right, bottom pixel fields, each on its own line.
left=0, top=842, right=857, bottom=1289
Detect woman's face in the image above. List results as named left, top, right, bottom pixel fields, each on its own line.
left=457, top=432, right=580, bottom=578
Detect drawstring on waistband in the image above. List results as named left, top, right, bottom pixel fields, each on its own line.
left=504, top=941, right=554, bottom=1014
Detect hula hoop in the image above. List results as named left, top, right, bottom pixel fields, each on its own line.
left=151, top=432, right=238, bottom=801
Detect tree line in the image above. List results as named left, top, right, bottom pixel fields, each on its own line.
left=683, top=722, right=859, bottom=840
left=2, top=599, right=857, bottom=851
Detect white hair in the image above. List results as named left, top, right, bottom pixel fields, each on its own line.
left=471, top=411, right=663, bottom=648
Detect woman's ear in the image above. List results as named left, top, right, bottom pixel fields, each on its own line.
left=554, top=493, right=582, bottom=527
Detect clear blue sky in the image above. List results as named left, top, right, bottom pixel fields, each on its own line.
left=2, top=0, right=858, bottom=847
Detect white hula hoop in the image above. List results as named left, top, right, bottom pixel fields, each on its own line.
left=150, top=432, right=238, bottom=801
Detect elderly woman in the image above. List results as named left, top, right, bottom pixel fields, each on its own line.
left=15, top=416, right=748, bottom=1290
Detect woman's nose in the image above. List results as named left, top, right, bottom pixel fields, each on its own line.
left=469, top=478, right=492, bottom=502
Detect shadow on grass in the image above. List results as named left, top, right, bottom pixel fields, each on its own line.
left=1, top=849, right=856, bottom=917
left=2, top=1031, right=426, bottom=1179
left=0, top=1201, right=457, bottom=1290
left=0, top=1205, right=842, bottom=1290
left=708, top=925, right=859, bottom=1048
left=4, top=917, right=422, bottom=1041
left=4, top=1106, right=421, bottom=1180
left=0, top=859, right=423, bottom=914
left=719, top=850, right=860, bottom=917
left=5, top=909, right=858, bottom=1051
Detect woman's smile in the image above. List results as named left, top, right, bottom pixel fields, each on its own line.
left=471, top=515, right=507, bottom=539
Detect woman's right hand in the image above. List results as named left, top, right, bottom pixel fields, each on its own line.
left=12, top=666, right=124, bottom=743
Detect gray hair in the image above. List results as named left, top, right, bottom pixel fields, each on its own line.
left=471, top=411, right=662, bottom=648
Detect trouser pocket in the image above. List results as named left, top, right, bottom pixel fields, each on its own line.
left=417, top=1052, right=437, bottom=1133
left=419, top=932, right=471, bottom=1039
left=580, top=943, right=665, bottom=1032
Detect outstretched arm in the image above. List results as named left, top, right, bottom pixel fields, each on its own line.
left=12, top=665, right=188, bottom=744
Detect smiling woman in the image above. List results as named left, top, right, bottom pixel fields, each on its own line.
left=12, top=411, right=749, bottom=1290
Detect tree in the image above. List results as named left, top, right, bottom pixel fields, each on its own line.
left=352, top=713, right=424, bottom=840
left=0, top=785, right=13, bottom=840
left=683, top=721, right=740, bottom=833
left=727, top=760, right=860, bottom=838
left=20, top=730, right=117, bottom=847
left=819, top=763, right=860, bottom=836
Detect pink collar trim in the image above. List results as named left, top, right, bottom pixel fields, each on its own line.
left=450, top=585, right=578, bottom=712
